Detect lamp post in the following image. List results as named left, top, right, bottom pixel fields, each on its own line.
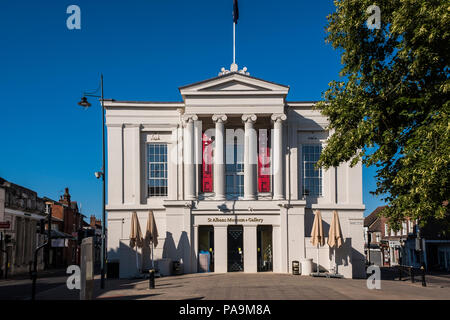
left=77, top=74, right=107, bottom=289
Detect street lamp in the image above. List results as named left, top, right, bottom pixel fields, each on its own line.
left=77, top=74, right=107, bottom=289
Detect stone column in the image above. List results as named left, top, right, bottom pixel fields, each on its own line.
left=272, top=225, right=282, bottom=273
left=133, top=125, right=142, bottom=205
left=242, top=114, right=257, bottom=200
left=192, top=225, right=199, bottom=273
left=271, top=113, right=287, bottom=200
left=212, top=114, right=227, bottom=200
left=182, top=114, right=198, bottom=200
left=243, top=225, right=257, bottom=273
left=214, top=226, right=228, bottom=273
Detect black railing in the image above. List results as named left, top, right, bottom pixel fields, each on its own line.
left=395, top=265, right=426, bottom=286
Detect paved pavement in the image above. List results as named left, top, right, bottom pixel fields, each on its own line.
left=0, top=269, right=68, bottom=300
left=25, top=272, right=450, bottom=300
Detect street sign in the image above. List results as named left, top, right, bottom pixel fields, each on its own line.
left=0, top=221, right=10, bottom=229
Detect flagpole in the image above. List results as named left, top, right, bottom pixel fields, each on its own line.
left=233, top=22, right=236, bottom=64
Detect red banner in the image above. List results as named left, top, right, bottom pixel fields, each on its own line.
left=258, top=129, right=271, bottom=192
left=202, top=132, right=213, bottom=192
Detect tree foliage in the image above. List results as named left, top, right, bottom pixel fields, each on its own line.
left=316, top=0, right=449, bottom=230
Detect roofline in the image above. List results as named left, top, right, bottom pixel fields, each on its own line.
left=366, top=217, right=380, bottom=228
left=178, top=72, right=290, bottom=90
left=104, top=101, right=184, bottom=108
left=286, top=101, right=320, bottom=106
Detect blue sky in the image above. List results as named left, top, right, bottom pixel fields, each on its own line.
left=0, top=0, right=385, bottom=220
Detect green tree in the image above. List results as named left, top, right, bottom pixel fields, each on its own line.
left=316, top=0, right=449, bottom=231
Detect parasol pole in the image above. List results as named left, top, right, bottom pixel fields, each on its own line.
left=317, top=243, right=320, bottom=275
left=135, top=248, right=139, bottom=273
left=151, top=241, right=154, bottom=270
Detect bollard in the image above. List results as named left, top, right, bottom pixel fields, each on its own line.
left=80, top=237, right=94, bottom=300
left=398, top=267, right=402, bottom=281
left=421, top=265, right=426, bottom=287
left=410, top=267, right=415, bottom=283
left=149, top=269, right=155, bottom=289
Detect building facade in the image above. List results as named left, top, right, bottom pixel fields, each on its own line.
left=364, top=205, right=419, bottom=267
left=81, top=215, right=103, bottom=271
left=105, top=68, right=366, bottom=279
left=46, top=188, right=84, bottom=267
left=0, top=177, right=46, bottom=276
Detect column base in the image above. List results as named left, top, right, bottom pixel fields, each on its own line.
left=243, top=195, right=257, bottom=201
left=214, top=195, right=226, bottom=201
left=273, top=195, right=285, bottom=201
left=185, top=196, right=196, bottom=201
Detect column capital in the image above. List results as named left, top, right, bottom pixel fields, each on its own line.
left=182, top=113, right=198, bottom=124
left=271, top=113, right=287, bottom=122
left=241, top=114, right=257, bottom=123
left=212, top=114, right=228, bottom=123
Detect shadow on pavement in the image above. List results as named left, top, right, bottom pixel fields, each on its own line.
left=96, top=293, right=161, bottom=300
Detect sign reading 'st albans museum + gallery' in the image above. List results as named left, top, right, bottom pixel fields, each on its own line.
left=207, top=217, right=264, bottom=224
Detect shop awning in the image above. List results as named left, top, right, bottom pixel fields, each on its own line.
left=46, top=229, right=75, bottom=240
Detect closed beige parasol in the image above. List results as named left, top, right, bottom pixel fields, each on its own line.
left=130, top=211, right=143, bottom=249
left=145, top=211, right=159, bottom=270
left=328, top=210, right=343, bottom=249
left=130, top=212, right=143, bottom=273
left=311, top=210, right=325, bottom=247
left=328, top=210, right=343, bottom=275
left=145, top=210, right=159, bottom=248
left=310, top=210, right=324, bottom=275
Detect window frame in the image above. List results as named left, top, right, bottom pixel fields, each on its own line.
left=146, top=143, right=169, bottom=198
left=301, top=144, right=323, bottom=197
left=225, top=140, right=244, bottom=200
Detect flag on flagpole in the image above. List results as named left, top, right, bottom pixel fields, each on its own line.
left=233, top=0, right=239, bottom=24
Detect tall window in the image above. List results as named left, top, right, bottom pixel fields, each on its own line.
left=226, top=141, right=244, bottom=199
left=402, top=222, right=407, bottom=235
left=302, top=145, right=322, bottom=197
left=147, top=144, right=168, bottom=197
left=408, top=220, right=414, bottom=233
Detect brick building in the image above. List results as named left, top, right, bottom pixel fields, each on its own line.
left=46, top=188, right=84, bottom=267
left=83, top=215, right=103, bottom=269
left=0, top=177, right=47, bottom=276
left=364, top=205, right=417, bottom=267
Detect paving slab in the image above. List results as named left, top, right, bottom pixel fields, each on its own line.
left=76, top=273, right=450, bottom=300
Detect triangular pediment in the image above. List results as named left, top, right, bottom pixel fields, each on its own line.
left=199, top=80, right=270, bottom=92
left=179, top=72, right=290, bottom=96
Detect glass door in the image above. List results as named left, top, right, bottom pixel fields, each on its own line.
left=227, top=225, right=244, bottom=272
left=257, top=225, right=273, bottom=272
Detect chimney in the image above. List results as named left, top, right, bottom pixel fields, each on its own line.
left=90, top=215, right=96, bottom=227
left=60, top=187, right=71, bottom=205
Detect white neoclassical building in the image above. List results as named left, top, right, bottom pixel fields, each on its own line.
left=105, top=65, right=366, bottom=279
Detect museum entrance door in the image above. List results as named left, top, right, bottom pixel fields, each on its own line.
left=257, top=225, right=273, bottom=272
left=227, top=225, right=244, bottom=272
left=198, top=225, right=214, bottom=272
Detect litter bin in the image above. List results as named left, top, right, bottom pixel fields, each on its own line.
left=106, top=261, right=120, bottom=279
left=300, top=258, right=313, bottom=276
left=292, top=261, right=300, bottom=275
left=199, top=251, right=211, bottom=273
left=173, top=260, right=182, bottom=275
